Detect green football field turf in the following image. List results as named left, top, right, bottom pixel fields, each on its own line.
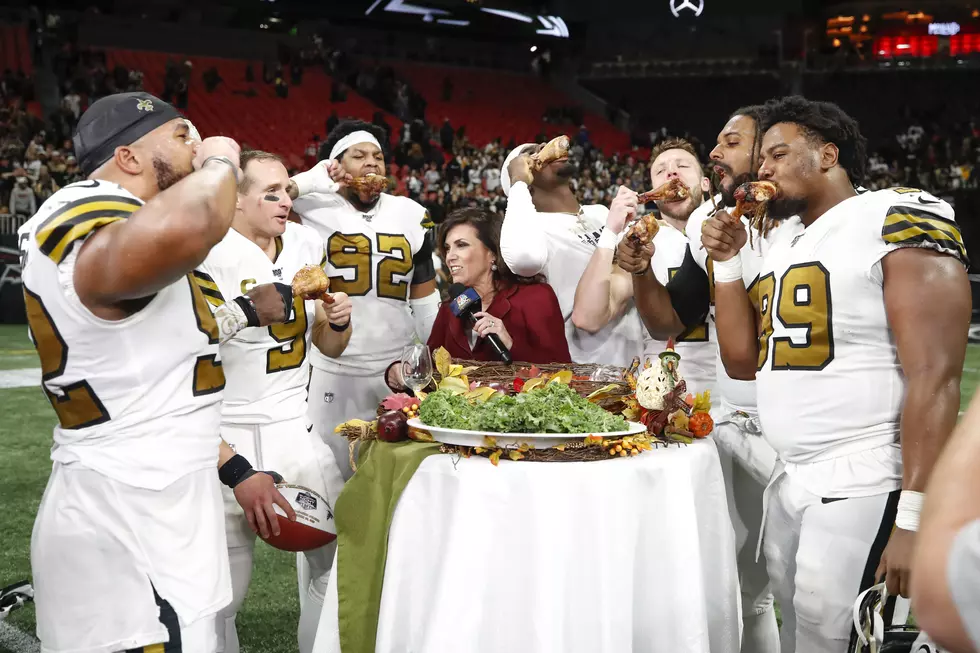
left=2, top=323, right=980, bottom=653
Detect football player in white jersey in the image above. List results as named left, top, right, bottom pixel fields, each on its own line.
left=287, top=121, right=439, bottom=480
left=19, top=92, right=295, bottom=653
left=498, top=141, right=643, bottom=367
left=200, top=150, right=353, bottom=653
left=570, top=137, right=714, bottom=393
left=702, top=96, right=970, bottom=652
left=615, top=114, right=782, bottom=653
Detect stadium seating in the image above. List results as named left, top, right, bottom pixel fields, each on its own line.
left=0, top=23, right=32, bottom=75
left=102, top=48, right=629, bottom=159
left=104, top=49, right=402, bottom=162
left=389, top=61, right=629, bottom=154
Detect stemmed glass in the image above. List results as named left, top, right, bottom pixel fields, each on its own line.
left=401, top=344, right=433, bottom=396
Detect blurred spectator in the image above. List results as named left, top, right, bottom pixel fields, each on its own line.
left=62, top=90, right=81, bottom=120
left=33, top=166, right=59, bottom=203
left=424, top=162, right=441, bottom=192
left=203, top=66, right=223, bottom=93
left=10, top=176, right=36, bottom=217
left=440, top=119, right=454, bottom=153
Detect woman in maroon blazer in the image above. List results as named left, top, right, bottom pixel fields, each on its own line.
left=386, top=208, right=570, bottom=389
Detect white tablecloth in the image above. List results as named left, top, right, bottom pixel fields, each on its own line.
left=314, top=438, right=741, bottom=653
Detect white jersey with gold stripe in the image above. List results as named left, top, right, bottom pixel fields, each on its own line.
left=755, top=187, right=966, bottom=465
left=643, top=220, right=716, bottom=397
left=200, top=223, right=324, bottom=424
left=292, top=191, right=436, bottom=376
left=17, top=180, right=226, bottom=490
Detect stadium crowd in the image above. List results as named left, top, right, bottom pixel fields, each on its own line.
left=4, top=44, right=979, bottom=220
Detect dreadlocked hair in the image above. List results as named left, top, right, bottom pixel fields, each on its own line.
left=320, top=119, right=389, bottom=161
left=759, top=95, right=867, bottom=185
left=729, top=104, right=768, bottom=176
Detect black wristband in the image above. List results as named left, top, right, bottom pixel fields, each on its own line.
left=219, top=454, right=254, bottom=488
left=219, top=454, right=285, bottom=488
left=233, top=295, right=260, bottom=327
left=273, top=282, right=294, bottom=315
left=329, top=320, right=351, bottom=332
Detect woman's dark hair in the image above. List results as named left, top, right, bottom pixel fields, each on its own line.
left=759, top=95, right=867, bottom=185
left=437, top=207, right=543, bottom=288
left=320, top=119, right=388, bottom=161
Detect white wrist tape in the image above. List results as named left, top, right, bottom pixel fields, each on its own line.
left=292, top=164, right=339, bottom=197
left=597, top=227, right=619, bottom=251
left=895, top=490, right=925, bottom=532
left=214, top=299, right=250, bottom=344
left=712, top=252, right=743, bottom=283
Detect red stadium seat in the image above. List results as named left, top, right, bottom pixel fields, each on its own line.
left=104, top=49, right=403, bottom=160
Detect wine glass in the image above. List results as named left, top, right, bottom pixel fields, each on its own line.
left=401, top=344, right=433, bottom=396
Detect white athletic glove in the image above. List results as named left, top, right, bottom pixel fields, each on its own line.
left=292, top=160, right=342, bottom=197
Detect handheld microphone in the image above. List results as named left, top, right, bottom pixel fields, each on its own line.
left=448, top=283, right=513, bottom=363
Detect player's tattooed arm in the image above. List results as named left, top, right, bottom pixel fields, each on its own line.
left=214, top=283, right=292, bottom=343
left=877, top=247, right=971, bottom=599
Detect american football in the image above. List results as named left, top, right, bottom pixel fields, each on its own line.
left=262, top=484, right=337, bottom=553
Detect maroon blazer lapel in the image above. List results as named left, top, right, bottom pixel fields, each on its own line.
left=446, top=307, right=474, bottom=357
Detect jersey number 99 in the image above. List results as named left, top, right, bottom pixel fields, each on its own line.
left=756, top=262, right=835, bottom=371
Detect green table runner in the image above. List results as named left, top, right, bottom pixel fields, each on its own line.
left=335, top=439, right=442, bottom=653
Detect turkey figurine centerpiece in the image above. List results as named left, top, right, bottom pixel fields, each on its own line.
left=625, top=340, right=713, bottom=443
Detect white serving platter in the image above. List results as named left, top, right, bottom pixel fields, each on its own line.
left=406, top=418, right=647, bottom=448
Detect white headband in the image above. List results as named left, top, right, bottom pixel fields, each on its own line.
left=500, top=142, right=534, bottom=197
left=184, top=119, right=201, bottom=144
left=330, top=130, right=382, bottom=161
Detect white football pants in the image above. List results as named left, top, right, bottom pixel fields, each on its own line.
left=764, top=470, right=906, bottom=653
left=306, top=368, right=392, bottom=482
left=713, top=405, right=780, bottom=653
left=216, top=417, right=345, bottom=653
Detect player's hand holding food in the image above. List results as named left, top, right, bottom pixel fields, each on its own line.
left=616, top=236, right=655, bottom=276
left=324, top=291, right=352, bottom=327
left=506, top=153, right=534, bottom=187
left=607, top=186, right=638, bottom=234
left=193, top=136, right=242, bottom=179
left=291, top=159, right=351, bottom=198
left=701, top=209, right=747, bottom=263
left=242, top=283, right=293, bottom=326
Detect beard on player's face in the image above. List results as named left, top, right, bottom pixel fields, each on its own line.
left=152, top=156, right=188, bottom=192
left=713, top=162, right=755, bottom=208
left=345, top=187, right=380, bottom=212
left=767, top=194, right=808, bottom=221
left=657, top=191, right=702, bottom=222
